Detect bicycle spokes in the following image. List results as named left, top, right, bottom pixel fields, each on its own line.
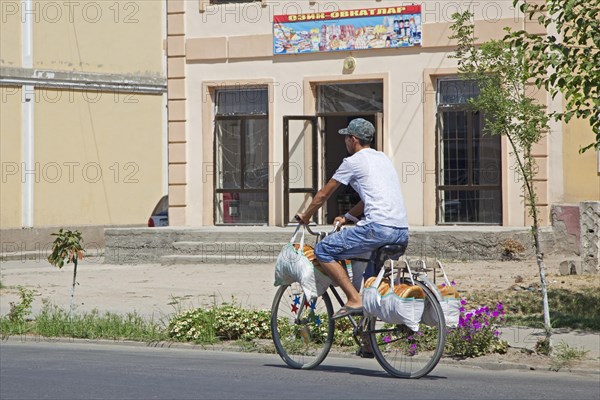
left=271, top=284, right=335, bottom=369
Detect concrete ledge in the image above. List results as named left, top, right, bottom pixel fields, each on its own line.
left=104, top=226, right=570, bottom=265
left=1, top=226, right=109, bottom=254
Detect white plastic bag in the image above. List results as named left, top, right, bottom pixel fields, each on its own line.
left=363, top=260, right=424, bottom=332
left=273, top=226, right=332, bottom=300
left=421, top=260, right=461, bottom=328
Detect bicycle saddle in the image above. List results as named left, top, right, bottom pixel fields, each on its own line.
left=372, top=244, right=406, bottom=264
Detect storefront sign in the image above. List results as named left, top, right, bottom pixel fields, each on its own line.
left=273, top=5, right=421, bottom=54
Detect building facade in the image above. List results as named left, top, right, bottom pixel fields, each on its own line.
left=168, top=0, right=597, bottom=227
left=1, top=0, right=167, bottom=230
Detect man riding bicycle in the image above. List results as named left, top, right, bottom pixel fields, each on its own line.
left=295, top=118, right=409, bottom=320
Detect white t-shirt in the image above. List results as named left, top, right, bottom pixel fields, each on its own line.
left=332, top=148, right=408, bottom=228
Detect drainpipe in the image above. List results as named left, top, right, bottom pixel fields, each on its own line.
left=162, top=0, right=169, bottom=195
left=22, top=0, right=34, bottom=227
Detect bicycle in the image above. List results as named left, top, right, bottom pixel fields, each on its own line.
left=270, top=224, right=447, bottom=379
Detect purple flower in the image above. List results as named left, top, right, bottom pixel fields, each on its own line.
left=460, top=299, right=467, bottom=306
left=451, top=280, right=457, bottom=286
left=410, top=343, right=418, bottom=349
left=459, top=307, right=465, bottom=313
left=383, top=335, right=392, bottom=343
left=441, top=283, right=446, bottom=287
left=493, top=330, right=500, bottom=337
left=492, top=311, right=499, bottom=317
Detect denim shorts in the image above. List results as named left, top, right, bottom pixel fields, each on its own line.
left=314, top=223, right=408, bottom=264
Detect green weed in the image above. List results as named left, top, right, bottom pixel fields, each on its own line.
left=8, top=287, right=35, bottom=322
left=550, top=340, right=590, bottom=371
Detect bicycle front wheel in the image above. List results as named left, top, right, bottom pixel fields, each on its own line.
left=368, top=280, right=446, bottom=378
left=270, top=283, right=334, bottom=369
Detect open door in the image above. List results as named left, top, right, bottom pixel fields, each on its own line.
left=283, top=116, right=319, bottom=224
left=375, top=112, right=384, bottom=152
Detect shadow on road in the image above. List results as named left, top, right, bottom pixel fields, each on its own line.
left=263, top=363, right=448, bottom=380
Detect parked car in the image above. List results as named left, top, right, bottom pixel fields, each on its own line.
left=148, top=195, right=168, bottom=227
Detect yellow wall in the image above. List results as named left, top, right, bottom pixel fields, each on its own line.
left=33, top=0, right=163, bottom=75
left=33, top=89, right=164, bottom=226
left=563, top=119, right=600, bottom=201
left=0, top=0, right=22, bottom=67
left=0, top=87, right=22, bottom=228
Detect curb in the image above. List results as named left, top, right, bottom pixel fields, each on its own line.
left=2, top=334, right=598, bottom=376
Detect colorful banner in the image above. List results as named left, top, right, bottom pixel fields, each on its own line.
left=273, top=5, right=421, bottom=54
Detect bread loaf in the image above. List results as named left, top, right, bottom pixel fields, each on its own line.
left=293, top=244, right=316, bottom=261
left=377, top=281, right=391, bottom=296
left=293, top=244, right=322, bottom=271
left=364, top=276, right=376, bottom=288
left=393, top=283, right=410, bottom=296
left=364, top=277, right=391, bottom=295
left=438, top=285, right=459, bottom=298
left=398, top=285, right=425, bottom=299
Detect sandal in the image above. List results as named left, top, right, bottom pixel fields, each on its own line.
left=332, top=305, right=363, bottom=320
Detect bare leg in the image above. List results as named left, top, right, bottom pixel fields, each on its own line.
left=318, top=260, right=362, bottom=309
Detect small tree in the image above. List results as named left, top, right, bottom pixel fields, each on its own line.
left=48, top=229, right=85, bottom=317
left=505, top=0, right=600, bottom=152
left=450, top=12, right=553, bottom=347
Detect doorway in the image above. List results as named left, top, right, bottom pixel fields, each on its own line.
left=321, top=114, right=381, bottom=224
left=282, top=81, right=384, bottom=225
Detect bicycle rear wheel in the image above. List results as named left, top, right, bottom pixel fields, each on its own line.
left=368, top=280, right=446, bottom=378
left=270, top=283, right=334, bottom=369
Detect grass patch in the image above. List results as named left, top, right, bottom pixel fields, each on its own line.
left=468, top=288, right=600, bottom=331
left=0, top=300, right=169, bottom=342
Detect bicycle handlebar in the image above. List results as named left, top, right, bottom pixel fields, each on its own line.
left=294, top=215, right=340, bottom=237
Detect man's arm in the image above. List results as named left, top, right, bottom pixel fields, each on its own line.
left=347, top=201, right=364, bottom=218
left=296, top=178, right=341, bottom=224
left=333, top=200, right=364, bottom=226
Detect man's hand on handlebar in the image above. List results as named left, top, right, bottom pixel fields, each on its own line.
left=294, top=212, right=310, bottom=225
left=333, top=215, right=347, bottom=227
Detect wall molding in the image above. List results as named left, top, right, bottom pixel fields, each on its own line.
left=0, top=67, right=166, bottom=94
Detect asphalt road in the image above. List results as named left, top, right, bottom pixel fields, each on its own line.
left=1, top=341, right=599, bottom=400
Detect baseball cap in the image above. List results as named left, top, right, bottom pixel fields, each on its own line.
left=338, top=118, right=375, bottom=142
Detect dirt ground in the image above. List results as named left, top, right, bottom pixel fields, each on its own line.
left=429, top=256, right=599, bottom=293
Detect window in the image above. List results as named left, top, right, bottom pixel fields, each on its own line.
left=214, top=88, right=269, bottom=224
left=317, top=82, right=383, bottom=113
left=437, top=79, right=502, bottom=224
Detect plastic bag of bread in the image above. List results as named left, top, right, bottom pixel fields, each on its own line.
left=422, top=260, right=461, bottom=327
left=274, top=226, right=332, bottom=300
left=363, top=261, right=424, bottom=331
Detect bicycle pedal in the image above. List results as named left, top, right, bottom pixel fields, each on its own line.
left=356, top=347, right=375, bottom=359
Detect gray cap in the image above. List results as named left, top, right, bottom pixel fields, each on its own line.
left=338, top=118, right=375, bottom=142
